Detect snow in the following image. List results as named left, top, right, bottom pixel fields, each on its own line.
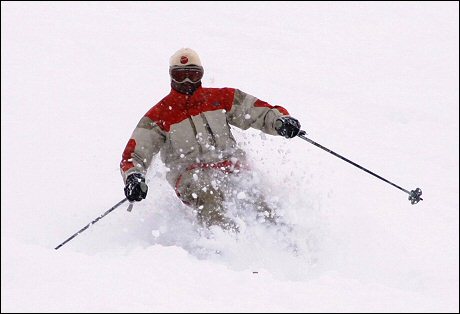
left=2, top=2, right=459, bottom=312
left=237, top=191, right=247, bottom=200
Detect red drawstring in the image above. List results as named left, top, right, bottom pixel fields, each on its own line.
left=174, top=160, right=246, bottom=202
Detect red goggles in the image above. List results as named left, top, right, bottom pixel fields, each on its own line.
left=170, top=66, right=204, bottom=83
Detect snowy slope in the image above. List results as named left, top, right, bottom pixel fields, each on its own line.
left=2, top=2, right=459, bottom=312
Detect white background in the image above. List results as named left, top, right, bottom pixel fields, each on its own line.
left=2, top=2, right=458, bottom=312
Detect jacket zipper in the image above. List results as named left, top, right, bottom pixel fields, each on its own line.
left=188, top=117, right=203, bottom=155
left=200, top=113, right=217, bottom=147
left=184, top=96, right=200, bottom=154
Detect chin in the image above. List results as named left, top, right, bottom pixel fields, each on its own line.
left=171, top=81, right=201, bottom=95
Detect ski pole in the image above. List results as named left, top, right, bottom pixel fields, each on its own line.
left=55, top=198, right=129, bottom=250
left=297, top=131, right=423, bottom=204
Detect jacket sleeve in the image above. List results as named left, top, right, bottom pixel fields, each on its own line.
left=226, top=89, right=290, bottom=135
left=120, top=116, right=166, bottom=183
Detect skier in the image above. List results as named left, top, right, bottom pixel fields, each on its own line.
left=120, top=48, right=301, bottom=230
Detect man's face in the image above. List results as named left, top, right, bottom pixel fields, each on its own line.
left=170, top=65, right=204, bottom=95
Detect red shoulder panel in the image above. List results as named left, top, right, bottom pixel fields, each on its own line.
left=145, top=88, right=236, bottom=132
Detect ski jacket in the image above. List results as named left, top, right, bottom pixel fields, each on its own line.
left=120, top=86, right=290, bottom=187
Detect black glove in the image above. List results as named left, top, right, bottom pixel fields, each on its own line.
left=124, top=173, right=148, bottom=202
left=275, top=116, right=301, bottom=138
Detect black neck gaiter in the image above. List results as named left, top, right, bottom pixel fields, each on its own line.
left=171, top=81, right=202, bottom=95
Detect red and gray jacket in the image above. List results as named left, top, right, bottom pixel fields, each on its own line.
left=120, top=86, right=290, bottom=187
